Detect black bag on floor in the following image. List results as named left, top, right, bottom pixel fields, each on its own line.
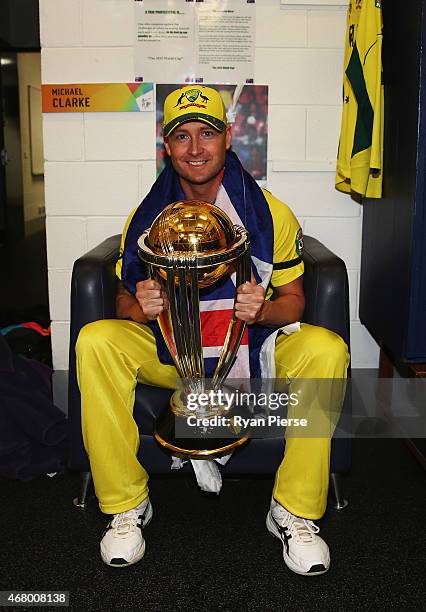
left=0, top=335, right=68, bottom=480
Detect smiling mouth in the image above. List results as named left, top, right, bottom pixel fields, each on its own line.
left=187, top=161, right=208, bottom=166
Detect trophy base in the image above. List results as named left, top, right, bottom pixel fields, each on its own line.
left=154, top=407, right=250, bottom=459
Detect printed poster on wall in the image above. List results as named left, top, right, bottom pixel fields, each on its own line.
left=156, top=84, right=268, bottom=186
left=134, top=0, right=256, bottom=84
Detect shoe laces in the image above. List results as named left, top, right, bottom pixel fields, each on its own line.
left=110, top=508, right=140, bottom=538
left=273, top=505, right=320, bottom=544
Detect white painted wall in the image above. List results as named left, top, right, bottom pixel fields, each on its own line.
left=40, top=0, right=380, bottom=370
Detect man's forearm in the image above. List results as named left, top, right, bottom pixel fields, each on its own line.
left=257, top=294, right=305, bottom=328
left=116, top=282, right=148, bottom=323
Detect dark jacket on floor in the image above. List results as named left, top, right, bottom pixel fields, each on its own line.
left=0, top=335, right=68, bottom=480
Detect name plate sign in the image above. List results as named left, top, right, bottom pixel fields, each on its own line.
left=41, top=83, right=154, bottom=113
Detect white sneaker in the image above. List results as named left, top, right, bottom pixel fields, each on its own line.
left=266, top=498, right=330, bottom=576
left=100, top=497, right=153, bottom=567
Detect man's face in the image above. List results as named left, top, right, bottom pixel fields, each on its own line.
left=163, top=121, right=232, bottom=188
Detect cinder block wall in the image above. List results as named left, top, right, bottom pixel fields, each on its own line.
left=40, top=0, right=380, bottom=370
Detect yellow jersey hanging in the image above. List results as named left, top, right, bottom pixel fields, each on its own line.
left=336, top=0, right=384, bottom=198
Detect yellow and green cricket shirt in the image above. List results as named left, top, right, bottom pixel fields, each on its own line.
left=336, top=0, right=384, bottom=198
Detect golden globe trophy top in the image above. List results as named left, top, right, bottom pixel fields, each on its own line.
left=138, top=200, right=252, bottom=458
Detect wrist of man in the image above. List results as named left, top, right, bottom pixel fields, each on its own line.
left=256, top=298, right=293, bottom=327
left=256, top=298, right=269, bottom=325
left=125, top=302, right=149, bottom=324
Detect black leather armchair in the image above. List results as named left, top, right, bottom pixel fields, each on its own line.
left=68, top=235, right=351, bottom=509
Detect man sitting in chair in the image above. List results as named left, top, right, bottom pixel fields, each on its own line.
left=76, top=85, right=349, bottom=574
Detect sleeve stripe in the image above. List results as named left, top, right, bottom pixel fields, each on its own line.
left=273, top=257, right=302, bottom=270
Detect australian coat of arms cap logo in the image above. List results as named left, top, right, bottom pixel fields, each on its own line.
left=175, top=88, right=210, bottom=108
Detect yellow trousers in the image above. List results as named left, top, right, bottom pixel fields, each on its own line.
left=76, top=321, right=349, bottom=519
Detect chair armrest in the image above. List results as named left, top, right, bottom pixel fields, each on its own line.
left=68, top=235, right=120, bottom=470
left=69, top=235, right=121, bottom=350
left=302, top=235, right=350, bottom=348
left=301, top=236, right=352, bottom=474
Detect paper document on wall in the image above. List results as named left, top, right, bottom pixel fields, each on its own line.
left=195, top=1, right=255, bottom=84
left=134, top=0, right=195, bottom=83
left=134, top=0, right=255, bottom=84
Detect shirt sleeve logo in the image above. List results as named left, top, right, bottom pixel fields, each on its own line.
left=296, top=228, right=304, bottom=256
